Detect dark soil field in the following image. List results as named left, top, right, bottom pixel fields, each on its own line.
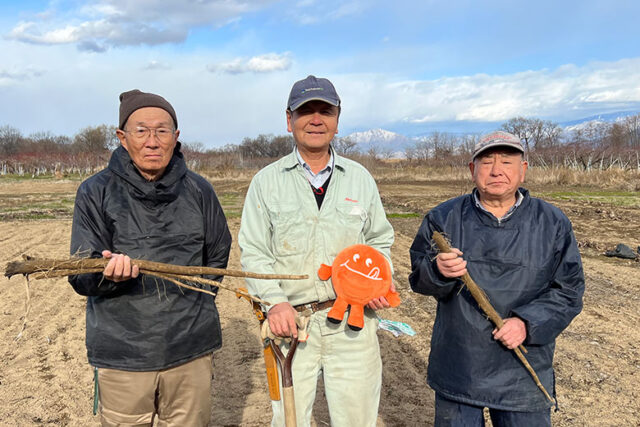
left=0, top=177, right=638, bottom=426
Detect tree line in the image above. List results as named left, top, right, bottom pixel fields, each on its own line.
left=1, top=113, right=639, bottom=177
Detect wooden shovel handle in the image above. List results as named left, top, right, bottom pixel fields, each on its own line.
left=270, top=337, right=299, bottom=387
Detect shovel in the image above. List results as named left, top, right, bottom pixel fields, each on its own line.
left=269, top=337, right=299, bottom=427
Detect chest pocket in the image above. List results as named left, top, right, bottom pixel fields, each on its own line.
left=270, top=204, right=310, bottom=256
left=330, top=203, right=368, bottom=253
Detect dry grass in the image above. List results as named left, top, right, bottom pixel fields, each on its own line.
left=346, top=163, right=640, bottom=191
left=526, top=167, right=640, bottom=190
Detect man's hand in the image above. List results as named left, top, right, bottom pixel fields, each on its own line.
left=436, top=248, right=467, bottom=278
left=367, top=282, right=397, bottom=310
left=267, top=302, right=299, bottom=339
left=492, top=317, right=527, bottom=349
left=102, top=250, right=139, bottom=282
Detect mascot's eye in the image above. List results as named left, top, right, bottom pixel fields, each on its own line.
left=353, top=254, right=360, bottom=262
left=366, top=258, right=372, bottom=267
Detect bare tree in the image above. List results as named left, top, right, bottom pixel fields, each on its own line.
left=182, top=141, right=206, bottom=154
left=538, top=120, right=563, bottom=149
left=74, top=125, right=119, bottom=152
left=412, top=138, right=431, bottom=161
left=332, top=137, right=358, bottom=156
left=569, top=121, right=610, bottom=148
left=365, top=145, right=381, bottom=160
left=459, top=134, right=479, bottom=158
left=376, top=143, right=394, bottom=161
left=0, top=125, right=23, bottom=156
left=501, top=117, right=562, bottom=152
left=618, top=114, right=640, bottom=148
left=431, top=131, right=456, bottom=158
left=239, top=134, right=294, bottom=159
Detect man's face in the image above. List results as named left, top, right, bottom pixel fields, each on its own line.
left=286, top=100, right=339, bottom=154
left=116, top=107, right=179, bottom=181
left=469, top=149, right=528, bottom=201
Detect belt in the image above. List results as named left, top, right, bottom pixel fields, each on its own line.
left=293, top=299, right=336, bottom=313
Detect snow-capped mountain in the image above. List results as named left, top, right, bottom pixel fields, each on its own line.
left=340, top=110, right=638, bottom=156
left=562, top=111, right=638, bottom=134
left=342, top=128, right=412, bottom=158
left=344, top=128, right=411, bottom=145
left=563, top=119, right=610, bottom=134
left=560, top=110, right=639, bottom=128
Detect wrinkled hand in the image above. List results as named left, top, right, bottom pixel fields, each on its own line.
left=267, top=302, right=299, bottom=339
left=436, top=248, right=467, bottom=278
left=102, top=250, right=139, bottom=282
left=367, top=282, right=397, bottom=310
left=492, top=317, right=527, bottom=349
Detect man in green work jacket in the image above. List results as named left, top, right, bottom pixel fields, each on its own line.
left=238, top=75, right=395, bottom=427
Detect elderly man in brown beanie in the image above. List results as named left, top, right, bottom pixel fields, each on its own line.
left=69, top=89, right=232, bottom=426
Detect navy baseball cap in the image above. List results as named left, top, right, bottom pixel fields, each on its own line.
left=287, top=75, right=341, bottom=111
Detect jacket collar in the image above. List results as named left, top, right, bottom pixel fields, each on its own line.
left=282, top=144, right=346, bottom=173
left=108, top=143, right=187, bottom=203
left=470, top=187, right=531, bottom=225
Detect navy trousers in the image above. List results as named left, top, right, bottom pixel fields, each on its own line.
left=435, top=393, right=551, bottom=427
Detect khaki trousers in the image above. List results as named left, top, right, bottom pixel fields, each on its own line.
left=271, top=312, right=382, bottom=427
left=97, top=353, right=213, bottom=427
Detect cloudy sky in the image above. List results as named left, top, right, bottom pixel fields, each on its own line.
left=2, top=0, right=640, bottom=147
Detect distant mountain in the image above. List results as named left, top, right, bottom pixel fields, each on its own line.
left=345, top=128, right=411, bottom=145
left=343, top=128, right=412, bottom=158
left=342, top=110, right=639, bottom=152
left=561, top=110, right=639, bottom=136
left=559, top=110, right=639, bottom=127
left=339, top=110, right=639, bottom=158
left=563, top=119, right=610, bottom=134
left=389, top=120, right=500, bottom=138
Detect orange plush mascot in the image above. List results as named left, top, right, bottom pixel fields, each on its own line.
left=318, top=244, right=401, bottom=330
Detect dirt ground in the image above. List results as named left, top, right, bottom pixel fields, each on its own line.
left=0, top=178, right=639, bottom=426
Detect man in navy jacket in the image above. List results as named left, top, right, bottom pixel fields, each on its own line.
left=409, top=131, right=584, bottom=426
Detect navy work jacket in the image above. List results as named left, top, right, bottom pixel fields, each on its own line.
left=409, top=188, right=584, bottom=411
left=69, top=144, right=232, bottom=371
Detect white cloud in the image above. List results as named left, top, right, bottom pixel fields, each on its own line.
left=246, top=53, right=292, bottom=73
left=1, top=22, right=639, bottom=149
left=291, top=0, right=369, bottom=25
left=209, top=53, right=292, bottom=74
left=337, top=58, right=640, bottom=129
left=5, top=0, right=275, bottom=50
left=0, top=66, right=44, bottom=84
left=143, top=60, right=171, bottom=70
left=329, top=1, right=367, bottom=20
left=8, top=18, right=188, bottom=51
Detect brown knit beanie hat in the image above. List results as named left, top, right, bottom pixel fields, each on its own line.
left=118, top=89, right=178, bottom=130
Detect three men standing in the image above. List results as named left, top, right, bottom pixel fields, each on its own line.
left=239, top=75, right=395, bottom=426
left=68, top=84, right=583, bottom=427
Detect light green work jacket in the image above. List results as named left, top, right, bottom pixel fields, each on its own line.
left=239, top=149, right=394, bottom=310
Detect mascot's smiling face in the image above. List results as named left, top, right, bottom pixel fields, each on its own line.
left=331, top=244, right=392, bottom=301
left=339, top=252, right=382, bottom=281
